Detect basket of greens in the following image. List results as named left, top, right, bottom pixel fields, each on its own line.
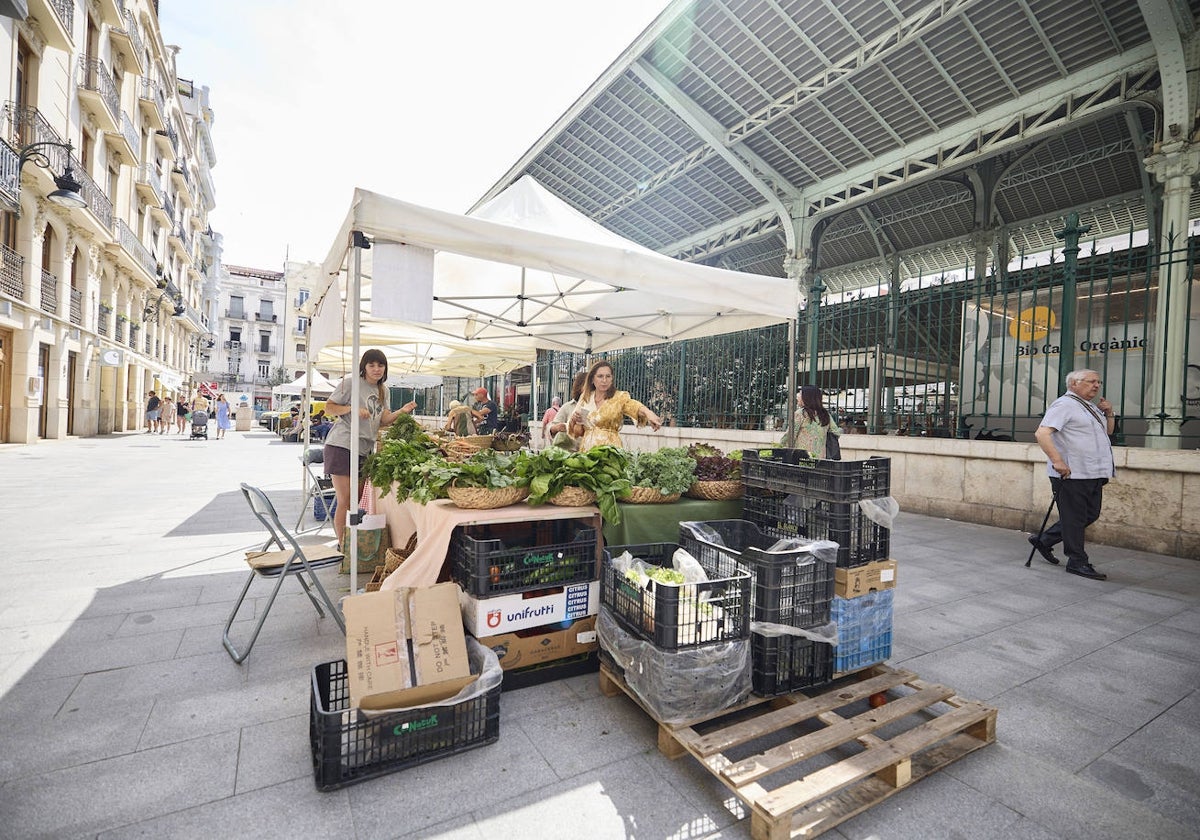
left=684, top=444, right=744, bottom=500
left=516, top=444, right=631, bottom=524
left=624, top=447, right=695, bottom=504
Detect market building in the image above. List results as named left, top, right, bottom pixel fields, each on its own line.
left=0, top=0, right=219, bottom=443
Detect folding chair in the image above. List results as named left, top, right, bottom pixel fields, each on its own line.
left=223, top=483, right=346, bottom=664
left=296, top=447, right=338, bottom=533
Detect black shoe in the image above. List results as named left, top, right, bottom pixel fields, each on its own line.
left=1066, top=564, right=1107, bottom=581
left=1028, top=535, right=1060, bottom=565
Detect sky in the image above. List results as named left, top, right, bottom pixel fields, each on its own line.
left=158, top=1, right=670, bottom=271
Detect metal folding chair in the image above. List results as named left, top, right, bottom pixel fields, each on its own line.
left=222, top=483, right=345, bottom=664
left=296, top=447, right=338, bottom=533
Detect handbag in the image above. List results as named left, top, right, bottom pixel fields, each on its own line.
left=340, top=517, right=391, bottom=574
left=824, top=424, right=842, bottom=461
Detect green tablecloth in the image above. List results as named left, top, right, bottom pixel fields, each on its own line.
left=602, top=497, right=743, bottom=547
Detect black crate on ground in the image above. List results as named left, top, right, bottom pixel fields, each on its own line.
left=741, top=488, right=889, bottom=568
left=751, top=632, right=834, bottom=695
left=678, top=520, right=836, bottom=628
left=451, top=517, right=599, bottom=597
left=309, top=659, right=500, bottom=791
left=741, top=450, right=890, bottom=501
left=502, top=651, right=600, bottom=692
left=601, top=542, right=750, bottom=650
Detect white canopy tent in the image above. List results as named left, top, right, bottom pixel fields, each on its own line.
left=272, top=369, right=339, bottom=398
left=308, top=175, right=800, bottom=592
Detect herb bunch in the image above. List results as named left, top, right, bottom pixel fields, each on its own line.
left=626, top=447, right=696, bottom=494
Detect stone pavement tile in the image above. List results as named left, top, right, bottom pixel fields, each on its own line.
left=499, top=675, right=580, bottom=722
left=899, top=639, right=1039, bottom=701
left=234, top=713, right=313, bottom=794
left=61, top=649, right=247, bottom=712
left=1081, top=705, right=1200, bottom=830
left=0, top=612, right=126, bottom=655
left=137, top=673, right=309, bottom=751
left=968, top=616, right=1112, bottom=672
left=1120, top=622, right=1200, bottom=663
left=22, top=627, right=184, bottom=681
left=0, top=671, right=79, bottom=723
left=1018, top=644, right=1198, bottom=729
left=893, top=599, right=1027, bottom=654
left=832, top=768, right=1028, bottom=840
left=0, top=697, right=154, bottom=782
left=344, top=722, right=556, bottom=840
left=237, top=624, right=346, bottom=681
left=112, top=599, right=238, bottom=638
left=94, top=776, right=353, bottom=840
left=1161, top=605, right=1200, bottom=634
left=986, top=683, right=1131, bottom=773
left=470, top=752, right=746, bottom=840
left=0, top=730, right=239, bottom=840
left=946, top=742, right=1198, bottom=840
left=55, top=582, right=207, bottom=619
left=400, top=814, right=488, bottom=840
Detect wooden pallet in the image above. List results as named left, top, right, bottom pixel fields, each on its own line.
left=599, top=663, right=996, bottom=840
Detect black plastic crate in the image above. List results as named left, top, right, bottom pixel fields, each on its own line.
left=751, top=632, right=834, bottom=696
left=451, top=517, right=599, bottom=597
left=741, top=489, right=890, bottom=568
left=601, top=542, right=751, bottom=650
left=502, top=651, right=600, bottom=692
left=309, top=659, right=500, bottom=791
left=678, top=520, right=836, bottom=628
left=742, top=450, right=890, bottom=501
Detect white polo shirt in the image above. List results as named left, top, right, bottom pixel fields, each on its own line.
left=1040, top=394, right=1115, bottom=479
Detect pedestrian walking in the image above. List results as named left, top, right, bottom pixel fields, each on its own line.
left=175, top=396, right=189, bottom=434
left=160, top=395, right=176, bottom=434
left=1029, top=368, right=1115, bottom=581
left=215, top=394, right=233, bottom=439
left=145, top=391, right=161, bottom=433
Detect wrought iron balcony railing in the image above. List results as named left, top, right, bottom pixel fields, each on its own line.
left=40, top=269, right=58, bottom=315
left=115, top=218, right=156, bottom=279
left=0, top=242, right=23, bottom=298
left=77, top=57, right=120, bottom=125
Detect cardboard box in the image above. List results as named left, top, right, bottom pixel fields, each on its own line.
left=835, top=559, right=897, bottom=598
left=460, top=579, right=600, bottom=636
left=475, top=615, right=598, bottom=671
left=344, top=582, right=473, bottom=711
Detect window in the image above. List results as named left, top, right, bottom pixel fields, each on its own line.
left=229, top=295, right=243, bottom=318
left=257, top=360, right=270, bottom=378
left=230, top=328, right=241, bottom=343
left=296, top=316, right=308, bottom=333
left=259, top=331, right=270, bottom=352
left=297, top=288, right=310, bottom=307
left=259, top=299, right=273, bottom=320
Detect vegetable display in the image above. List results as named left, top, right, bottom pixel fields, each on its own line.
left=515, top=445, right=631, bottom=524
left=626, top=447, right=696, bottom=495
left=687, top=443, right=743, bottom=481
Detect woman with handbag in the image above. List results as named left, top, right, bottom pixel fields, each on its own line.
left=785, top=385, right=842, bottom=459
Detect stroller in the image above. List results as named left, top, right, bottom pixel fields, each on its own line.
left=190, top=408, right=210, bottom=440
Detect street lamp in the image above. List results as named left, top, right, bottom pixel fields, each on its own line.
left=142, top=290, right=185, bottom=321
left=15, top=140, right=87, bottom=213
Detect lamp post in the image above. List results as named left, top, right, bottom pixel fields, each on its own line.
left=11, top=140, right=88, bottom=215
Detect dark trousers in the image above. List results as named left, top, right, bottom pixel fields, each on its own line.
left=1042, top=477, right=1106, bottom=567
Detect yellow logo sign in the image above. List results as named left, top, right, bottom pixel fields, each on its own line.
left=1010, top=306, right=1056, bottom=341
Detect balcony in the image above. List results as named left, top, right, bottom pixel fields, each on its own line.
left=108, top=9, right=146, bottom=75
left=256, top=345, right=276, bottom=356
left=104, top=110, right=139, bottom=163
left=96, top=0, right=122, bottom=27
left=293, top=325, right=307, bottom=336
left=111, top=217, right=156, bottom=282
left=0, top=140, right=16, bottom=211
left=255, top=312, right=277, bottom=323
left=149, top=192, right=172, bottom=227
left=77, top=57, right=120, bottom=133
left=224, top=340, right=243, bottom=351
left=0, top=242, right=24, bottom=298
left=170, top=160, right=194, bottom=208
left=1, top=103, right=68, bottom=208
left=168, top=224, right=191, bottom=260
left=70, top=155, right=114, bottom=232
left=138, top=78, right=165, bottom=131
left=98, top=310, right=109, bottom=337
left=154, top=120, right=177, bottom=161
left=135, top=163, right=162, bottom=206
left=27, top=0, right=74, bottom=51
left=40, top=269, right=57, bottom=315
left=225, top=310, right=245, bottom=321
left=69, top=286, right=82, bottom=325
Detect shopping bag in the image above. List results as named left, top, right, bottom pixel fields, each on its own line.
left=340, top=522, right=391, bottom=575
left=313, top=494, right=337, bottom=522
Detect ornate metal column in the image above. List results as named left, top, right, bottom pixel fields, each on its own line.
left=1054, top=212, right=1090, bottom=394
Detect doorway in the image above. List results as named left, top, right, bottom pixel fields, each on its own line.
left=0, top=328, right=10, bottom=443
left=67, top=351, right=77, bottom=435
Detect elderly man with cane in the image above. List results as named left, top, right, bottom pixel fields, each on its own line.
left=1028, top=368, right=1115, bottom=581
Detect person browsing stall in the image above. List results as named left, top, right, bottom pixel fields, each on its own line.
left=567, top=360, right=662, bottom=451
left=785, top=385, right=841, bottom=458
left=445, top=400, right=474, bottom=436
left=323, top=349, right=417, bottom=541
left=541, top=395, right=562, bottom=442
left=471, top=387, right=500, bottom=434
left=1030, top=368, right=1115, bottom=581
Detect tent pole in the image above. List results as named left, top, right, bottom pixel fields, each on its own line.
left=786, top=317, right=797, bottom=446
left=349, top=233, right=365, bottom=596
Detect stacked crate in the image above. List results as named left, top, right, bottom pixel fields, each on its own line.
left=452, top=516, right=603, bottom=689
left=598, top=541, right=753, bottom=721
left=740, top=451, right=894, bottom=678
left=678, top=520, right=836, bottom=695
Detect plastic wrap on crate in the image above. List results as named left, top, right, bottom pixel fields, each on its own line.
left=597, top=607, right=751, bottom=724
left=831, top=590, right=894, bottom=673
left=740, top=491, right=890, bottom=567
left=678, top=520, right=837, bottom=628
left=858, top=496, right=899, bottom=529
left=361, top=637, right=502, bottom=718
left=601, top=543, right=751, bottom=650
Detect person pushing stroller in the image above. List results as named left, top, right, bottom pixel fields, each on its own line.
left=190, top=394, right=211, bottom=440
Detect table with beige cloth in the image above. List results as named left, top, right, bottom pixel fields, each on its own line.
left=374, top=492, right=600, bottom=590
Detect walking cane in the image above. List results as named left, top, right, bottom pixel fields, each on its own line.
left=1025, top=487, right=1060, bottom=568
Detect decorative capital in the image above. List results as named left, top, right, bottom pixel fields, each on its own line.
left=1144, top=140, right=1200, bottom=184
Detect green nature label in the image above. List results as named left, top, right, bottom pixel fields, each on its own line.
left=394, top=714, right=438, bottom=735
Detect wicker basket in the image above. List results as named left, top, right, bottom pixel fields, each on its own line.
left=365, top=565, right=386, bottom=592
left=547, top=486, right=597, bottom=506
left=446, top=483, right=529, bottom=510
left=461, top=434, right=495, bottom=448
left=491, top=438, right=524, bottom=452
left=684, top=480, right=744, bottom=500
left=624, top=486, right=682, bottom=504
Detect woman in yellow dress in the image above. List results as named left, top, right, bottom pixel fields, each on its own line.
left=566, top=360, right=662, bottom=450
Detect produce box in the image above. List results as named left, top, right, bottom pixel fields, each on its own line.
left=460, top=579, right=600, bottom=636
left=832, top=589, right=893, bottom=673
left=601, top=542, right=750, bottom=650
left=450, top=516, right=600, bottom=597
left=474, top=615, right=598, bottom=671
left=835, top=559, right=897, bottom=598
left=741, top=450, right=890, bottom=501
left=751, top=633, right=834, bottom=696
left=741, top=488, right=890, bottom=567
left=342, top=583, right=472, bottom=711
